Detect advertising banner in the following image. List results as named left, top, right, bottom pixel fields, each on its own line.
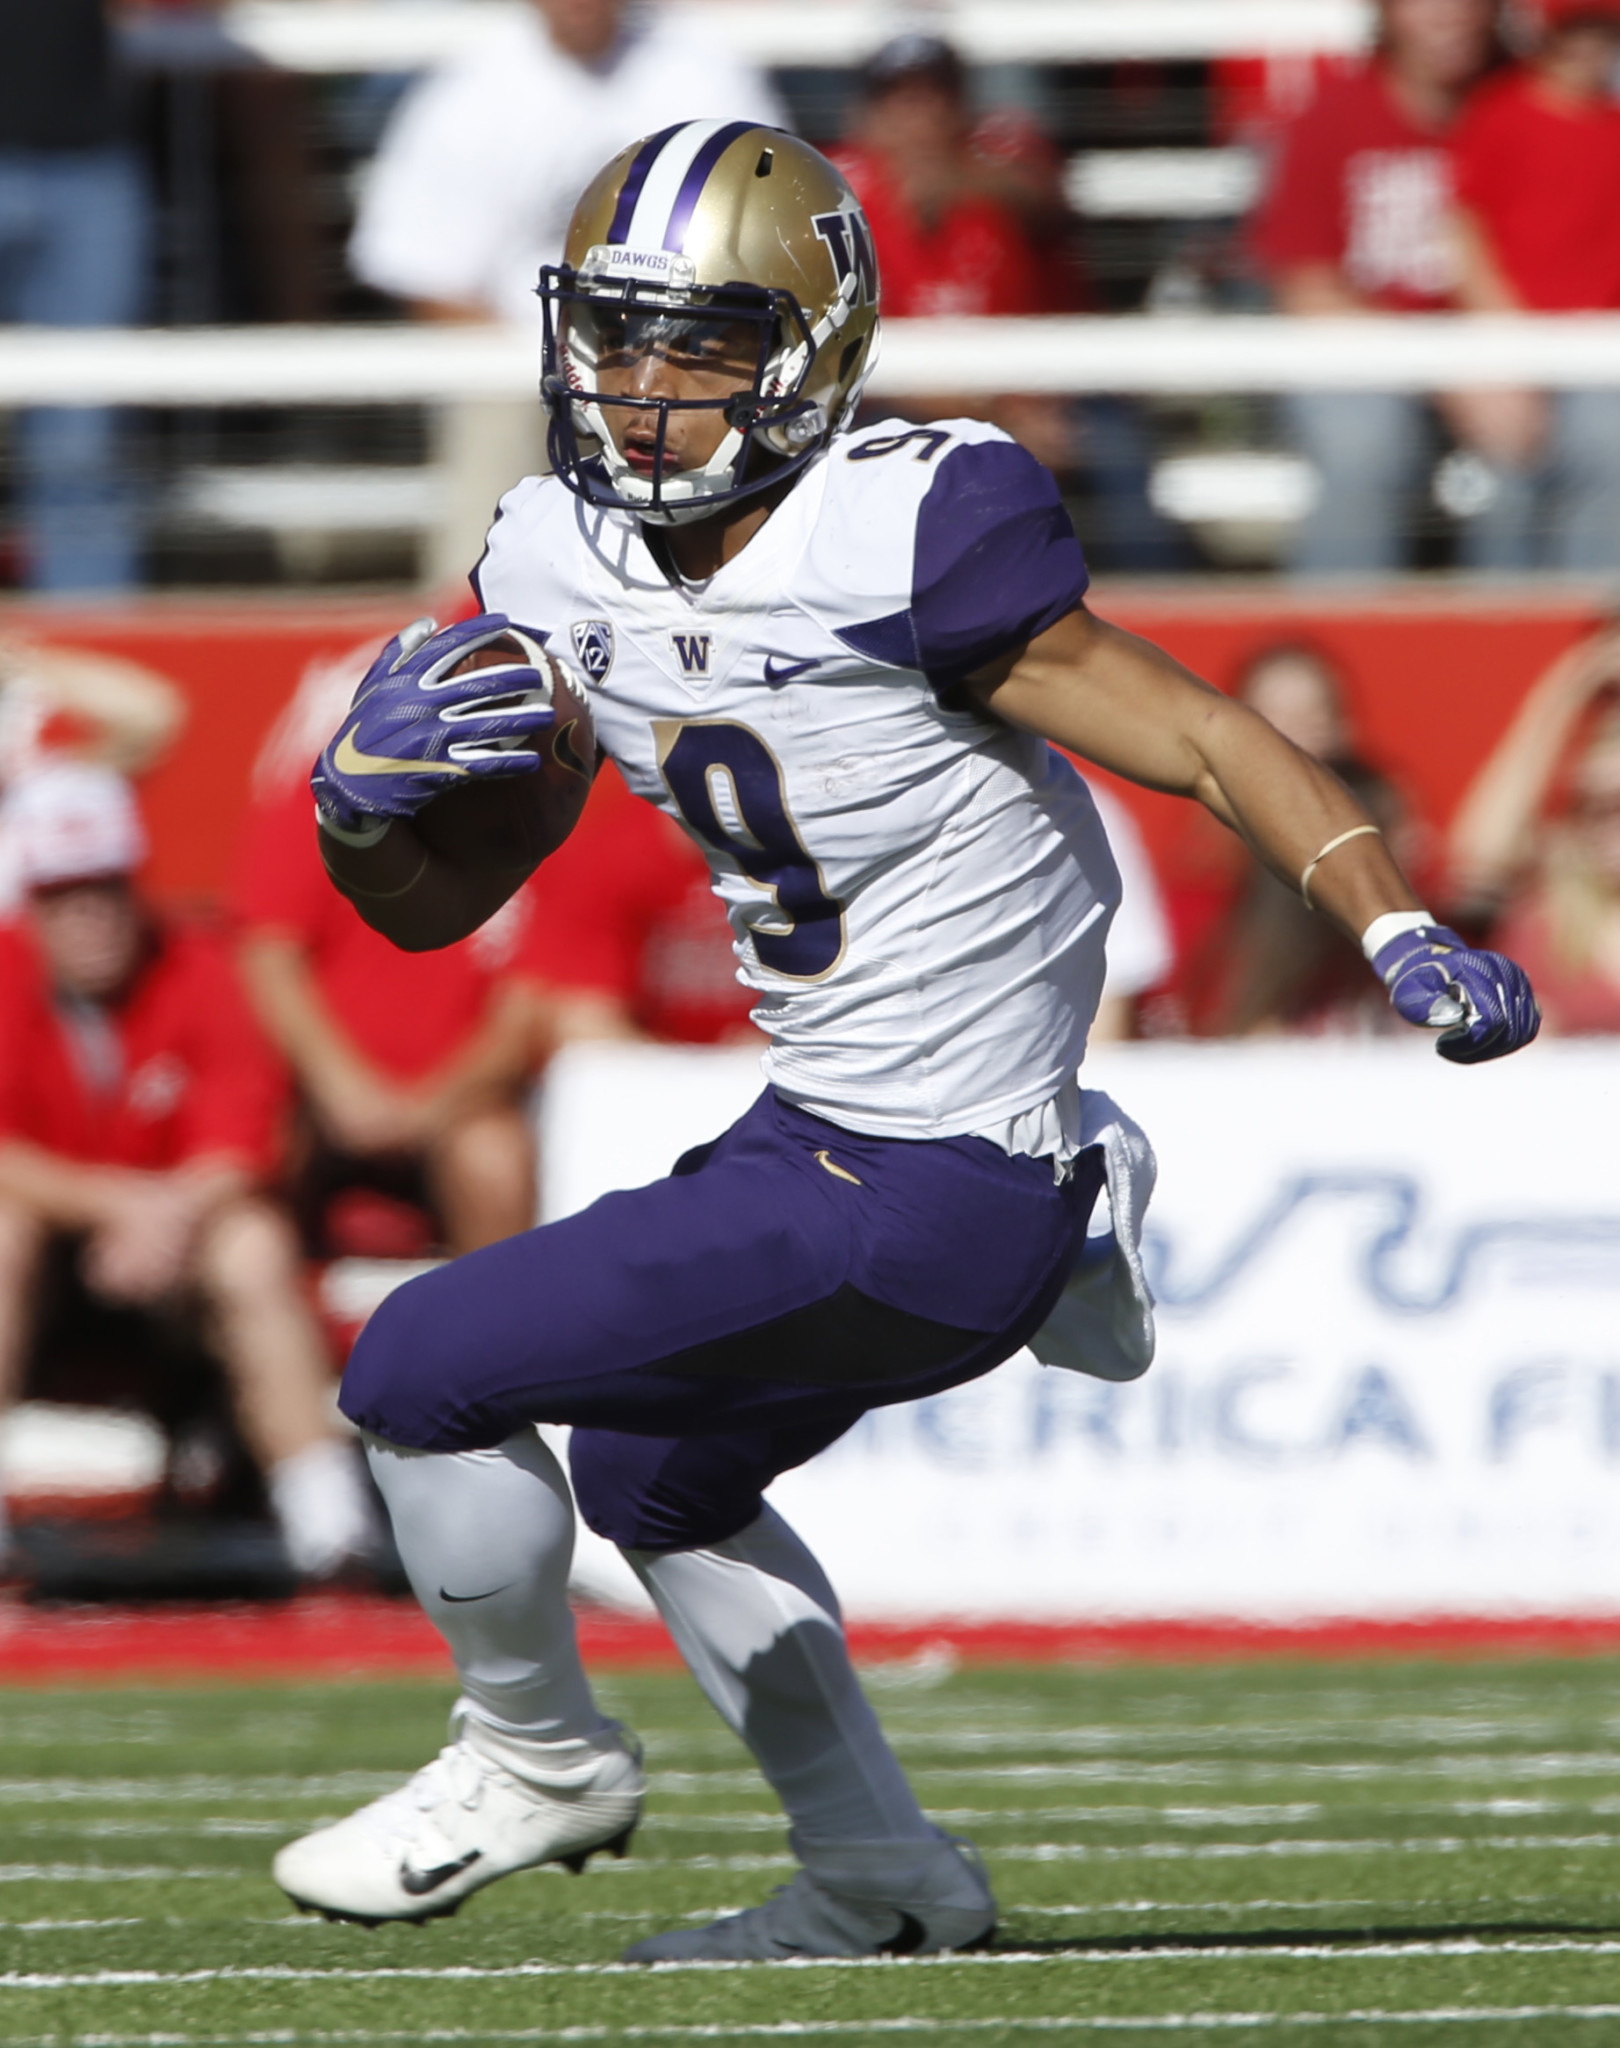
left=542, top=1039, right=1620, bottom=1621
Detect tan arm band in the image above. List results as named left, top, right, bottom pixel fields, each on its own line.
left=1299, top=824, right=1382, bottom=909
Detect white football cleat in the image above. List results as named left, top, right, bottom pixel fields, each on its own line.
left=273, top=1713, right=643, bottom=1925
left=621, top=1837, right=995, bottom=1963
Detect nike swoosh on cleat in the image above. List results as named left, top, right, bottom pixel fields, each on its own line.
left=438, top=1584, right=514, bottom=1604
left=398, top=1850, right=482, bottom=1896
left=763, top=655, right=822, bottom=687
left=333, top=728, right=468, bottom=779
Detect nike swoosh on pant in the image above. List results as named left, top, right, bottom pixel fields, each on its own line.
left=438, top=1584, right=514, bottom=1603
left=333, top=727, right=468, bottom=779
left=399, top=1849, right=483, bottom=1896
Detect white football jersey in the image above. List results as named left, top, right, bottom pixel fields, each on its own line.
left=475, top=417, right=1120, bottom=1143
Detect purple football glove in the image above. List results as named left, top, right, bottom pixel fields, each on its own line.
left=1371, top=922, right=1541, bottom=1065
left=312, top=614, right=556, bottom=834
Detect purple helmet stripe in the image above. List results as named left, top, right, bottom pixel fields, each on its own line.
left=607, top=125, right=684, bottom=244
left=661, top=121, right=757, bottom=253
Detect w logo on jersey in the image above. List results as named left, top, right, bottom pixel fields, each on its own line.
left=812, top=208, right=877, bottom=308
left=669, top=631, right=713, bottom=678
left=570, top=618, right=615, bottom=685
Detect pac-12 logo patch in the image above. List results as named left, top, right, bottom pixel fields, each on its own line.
left=570, top=618, right=615, bottom=685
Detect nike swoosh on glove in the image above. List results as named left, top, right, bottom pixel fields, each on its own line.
left=312, top=614, right=556, bottom=834
left=1371, top=923, right=1541, bottom=1065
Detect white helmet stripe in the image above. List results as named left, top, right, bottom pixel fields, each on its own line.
left=622, top=118, right=735, bottom=252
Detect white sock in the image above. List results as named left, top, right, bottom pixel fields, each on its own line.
left=627, top=1506, right=941, bottom=1866
left=268, top=1439, right=379, bottom=1579
left=365, top=1429, right=608, bottom=1759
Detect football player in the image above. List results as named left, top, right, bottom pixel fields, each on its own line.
left=274, top=122, right=1540, bottom=1958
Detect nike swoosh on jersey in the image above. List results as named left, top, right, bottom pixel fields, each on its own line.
left=763, top=655, right=823, bottom=687
left=399, top=1849, right=483, bottom=1896
left=438, top=1584, right=514, bottom=1604
left=815, top=1149, right=863, bottom=1186
left=332, top=727, right=468, bottom=780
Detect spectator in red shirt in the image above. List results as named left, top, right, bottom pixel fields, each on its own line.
left=1448, top=0, right=1620, bottom=568
left=521, top=762, right=758, bottom=1047
left=1446, top=625, right=1620, bottom=1032
left=234, top=640, right=545, bottom=1260
left=0, top=764, right=377, bottom=1579
left=1251, top=0, right=1503, bottom=571
left=832, top=33, right=1186, bottom=570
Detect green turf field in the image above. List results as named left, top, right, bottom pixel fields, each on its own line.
left=2, top=1655, right=1619, bottom=2044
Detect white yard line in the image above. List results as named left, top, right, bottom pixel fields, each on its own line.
left=995, top=1833, right=1620, bottom=1861
left=0, top=1868, right=231, bottom=1885
left=885, top=1718, right=1606, bottom=1755
left=1006, top=1900, right=1390, bottom=1917
left=0, top=1778, right=401, bottom=1805
left=8, top=1935, right=1620, bottom=1990
left=904, top=1757, right=1620, bottom=1787
left=13, top=1751, right=1620, bottom=1805
left=629, top=1807, right=1327, bottom=1833
left=7, top=2015, right=1620, bottom=2045
left=0, top=1919, right=142, bottom=1932
left=14, top=1822, right=286, bottom=1839
left=6, top=1831, right=1610, bottom=1887
left=13, top=1797, right=1619, bottom=1835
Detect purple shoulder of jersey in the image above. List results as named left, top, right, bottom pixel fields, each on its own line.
left=837, top=436, right=1089, bottom=695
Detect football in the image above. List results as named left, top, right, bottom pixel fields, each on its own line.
left=411, top=631, right=596, bottom=878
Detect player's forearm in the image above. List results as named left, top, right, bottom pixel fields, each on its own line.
left=317, top=817, right=526, bottom=952
left=979, top=610, right=1424, bottom=941
left=1188, top=711, right=1426, bottom=939
left=0, top=1141, right=132, bottom=1231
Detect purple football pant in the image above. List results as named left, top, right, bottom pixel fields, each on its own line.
left=341, top=1089, right=1100, bottom=1552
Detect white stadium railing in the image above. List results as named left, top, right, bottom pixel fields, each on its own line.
left=1, top=316, right=1616, bottom=405
left=222, top=0, right=1373, bottom=73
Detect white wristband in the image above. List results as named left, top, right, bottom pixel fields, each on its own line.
left=1361, top=909, right=1436, bottom=962
left=314, top=802, right=392, bottom=849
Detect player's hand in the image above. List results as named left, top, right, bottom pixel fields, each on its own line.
left=1371, top=923, right=1540, bottom=1065
left=311, top=615, right=557, bottom=834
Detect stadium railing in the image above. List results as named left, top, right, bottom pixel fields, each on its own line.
left=7, top=315, right=1619, bottom=405
left=6, top=315, right=1616, bottom=576
left=221, top=0, right=1373, bottom=71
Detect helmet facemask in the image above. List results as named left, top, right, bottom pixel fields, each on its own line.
left=540, top=251, right=855, bottom=526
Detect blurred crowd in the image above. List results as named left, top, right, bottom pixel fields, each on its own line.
left=0, top=0, right=1617, bottom=587
left=1247, top=0, right=1620, bottom=572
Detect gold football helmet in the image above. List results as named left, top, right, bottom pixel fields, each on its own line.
left=539, top=121, right=880, bottom=524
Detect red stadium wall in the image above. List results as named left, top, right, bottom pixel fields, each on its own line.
left=5, top=587, right=1605, bottom=903
left=5, top=597, right=405, bottom=902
